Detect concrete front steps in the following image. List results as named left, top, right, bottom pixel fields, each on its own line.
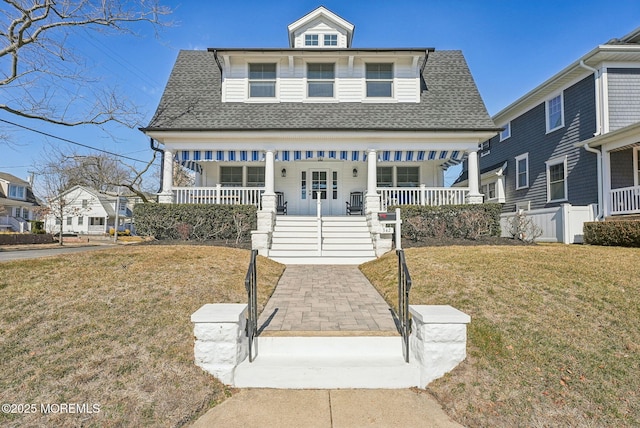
left=233, top=335, right=421, bottom=389
left=269, top=216, right=376, bottom=265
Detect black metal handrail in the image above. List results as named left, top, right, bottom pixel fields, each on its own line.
left=244, top=249, right=258, bottom=362
left=397, top=249, right=412, bottom=363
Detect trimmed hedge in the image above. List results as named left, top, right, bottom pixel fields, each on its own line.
left=583, top=221, right=640, bottom=247
left=392, top=203, right=502, bottom=241
left=134, top=204, right=257, bottom=242
left=0, top=233, right=55, bottom=245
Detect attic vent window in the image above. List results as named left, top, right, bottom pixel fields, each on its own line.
left=249, top=63, right=276, bottom=98
left=323, top=34, right=337, bottom=46
left=305, top=34, right=319, bottom=46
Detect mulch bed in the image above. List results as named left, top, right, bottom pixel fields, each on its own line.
left=400, top=236, right=532, bottom=248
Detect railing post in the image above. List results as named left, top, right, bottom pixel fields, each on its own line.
left=215, top=184, right=221, bottom=204
left=420, top=184, right=426, bottom=206
left=316, top=191, right=322, bottom=256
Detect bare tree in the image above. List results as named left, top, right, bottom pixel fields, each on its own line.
left=0, top=0, right=171, bottom=130
left=34, top=147, right=158, bottom=203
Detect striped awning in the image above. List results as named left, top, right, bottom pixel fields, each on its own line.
left=176, top=149, right=465, bottom=172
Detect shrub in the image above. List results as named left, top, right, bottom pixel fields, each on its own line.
left=29, top=220, right=45, bottom=234
left=584, top=220, right=640, bottom=247
left=506, top=210, right=543, bottom=243
left=392, top=203, right=501, bottom=241
left=133, top=204, right=258, bottom=243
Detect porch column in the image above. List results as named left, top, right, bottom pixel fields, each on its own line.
left=466, top=149, right=483, bottom=204
left=367, top=149, right=377, bottom=196
left=159, top=148, right=174, bottom=204
left=264, top=150, right=275, bottom=196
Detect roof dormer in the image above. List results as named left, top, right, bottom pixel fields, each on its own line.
left=287, top=6, right=355, bottom=48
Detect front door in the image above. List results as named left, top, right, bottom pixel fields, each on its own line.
left=309, top=169, right=338, bottom=215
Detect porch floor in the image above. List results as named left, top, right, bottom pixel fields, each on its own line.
left=257, top=265, right=398, bottom=335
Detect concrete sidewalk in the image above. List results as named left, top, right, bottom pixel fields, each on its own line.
left=190, top=389, right=465, bottom=428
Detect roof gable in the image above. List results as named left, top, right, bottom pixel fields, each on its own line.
left=287, top=6, right=354, bottom=48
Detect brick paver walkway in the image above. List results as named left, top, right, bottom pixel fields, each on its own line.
left=258, top=265, right=398, bottom=334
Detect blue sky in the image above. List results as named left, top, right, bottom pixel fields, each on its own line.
left=2, top=0, right=640, bottom=188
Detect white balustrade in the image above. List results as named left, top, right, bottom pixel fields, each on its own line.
left=173, top=186, right=265, bottom=207
left=610, top=185, right=640, bottom=215
left=377, top=186, right=469, bottom=211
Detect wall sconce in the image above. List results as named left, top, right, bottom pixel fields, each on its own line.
left=352, top=168, right=358, bottom=177
left=281, top=168, right=287, bottom=178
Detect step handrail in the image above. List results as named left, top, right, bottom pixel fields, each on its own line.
left=244, top=249, right=258, bottom=362
left=316, top=191, right=322, bottom=256
left=396, top=249, right=412, bottom=363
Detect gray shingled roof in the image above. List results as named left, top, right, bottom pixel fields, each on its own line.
left=144, top=49, right=497, bottom=132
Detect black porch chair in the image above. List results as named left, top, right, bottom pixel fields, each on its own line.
left=276, top=191, right=288, bottom=215
left=346, top=191, right=364, bottom=215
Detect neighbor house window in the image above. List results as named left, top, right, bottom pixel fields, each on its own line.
left=366, top=63, right=393, bottom=97
left=480, top=140, right=491, bottom=157
left=481, top=182, right=497, bottom=200
left=249, top=63, right=276, bottom=98
left=323, top=34, right=337, bottom=46
left=220, top=166, right=243, bottom=187
left=515, top=153, right=529, bottom=190
left=90, top=217, right=105, bottom=226
left=396, top=167, right=419, bottom=187
left=8, top=184, right=25, bottom=200
left=546, top=157, right=568, bottom=202
left=500, top=122, right=511, bottom=141
left=246, top=167, right=265, bottom=187
left=546, top=93, right=564, bottom=133
left=305, top=34, right=319, bottom=46
left=78, top=216, right=84, bottom=226
left=377, top=167, right=393, bottom=187
left=66, top=217, right=72, bottom=226
left=307, top=63, right=334, bottom=97
left=82, top=199, right=88, bottom=208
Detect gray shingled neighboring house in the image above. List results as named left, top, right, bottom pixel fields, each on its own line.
left=455, top=26, right=640, bottom=243
left=141, top=6, right=499, bottom=261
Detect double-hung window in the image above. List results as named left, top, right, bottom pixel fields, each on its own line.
left=515, top=153, right=529, bottom=190
left=246, top=167, right=265, bottom=187
left=249, top=63, right=276, bottom=98
left=8, top=184, right=25, bottom=200
left=546, top=93, right=564, bottom=133
left=376, top=167, right=393, bottom=187
left=546, top=156, right=568, bottom=202
left=500, top=122, right=511, bottom=141
left=307, top=63, right=334, bottom=98
left=366, top=63, right=393, bottom=97
left=220, top=166, right=243, bottom=187
left=396, top=167, right=419, bottom=187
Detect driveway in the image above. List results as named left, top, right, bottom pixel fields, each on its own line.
left=0, top=245, right=116, bottom=262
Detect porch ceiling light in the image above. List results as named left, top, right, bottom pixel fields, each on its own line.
left=281, top=168, right=287, bottom=178
left=352, top=168, right=358, bottom=177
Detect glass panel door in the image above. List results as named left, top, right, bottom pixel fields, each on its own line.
left=311, top=171, right=327, bottom=200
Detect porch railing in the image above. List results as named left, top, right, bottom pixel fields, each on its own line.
left=174, top=186, right=264, bottom=207
left=610, top=185, right=640, bottom=215
left=378, top=186, right=469, bottom=211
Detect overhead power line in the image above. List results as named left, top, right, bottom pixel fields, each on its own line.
left=0, top=117, right=158, bottom=167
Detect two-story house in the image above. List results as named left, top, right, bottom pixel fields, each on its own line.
left=141, top=7, right=499, bottom=261
left=0, top=172, right=40, bottom=232
left=456, top=26, right=640, bottom=243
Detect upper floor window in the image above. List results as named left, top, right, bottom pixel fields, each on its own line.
left=546, top=156, right=568, bottom=202
left=515, top=153, right=529, bottom=190
left=249, top=63, right=276, bottom=98
left=8, top=184, right=25, bottom=200
left=323, top=34, right=337, bottom=46
left=307, top=63, right=334, bottom=98
left=546, top=93, right=564, bottom=133
left=305, top=34, right=319, bottom=46
left=366, top=63, right=393, bottom=97
left=500, top=122, right=511, bottom=141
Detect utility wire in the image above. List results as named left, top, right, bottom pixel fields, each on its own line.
left=0, top=117, right=158, bottom=167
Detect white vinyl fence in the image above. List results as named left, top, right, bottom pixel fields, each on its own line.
left=500, top=204, right=597, bottom=244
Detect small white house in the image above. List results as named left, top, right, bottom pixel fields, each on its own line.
left=44, top=185, right=132, bottom=236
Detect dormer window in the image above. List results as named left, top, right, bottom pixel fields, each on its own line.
left=323, top=34, right=338, bottom=46
left=249, top=63, right=276, bottom=98
left=8, top=184, right=25, bottom=200
left=307, top=63, right=334, bottom=98
left=305, top=34, right=319, bottom=46
left=366, top=63, right=393, bottom=97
